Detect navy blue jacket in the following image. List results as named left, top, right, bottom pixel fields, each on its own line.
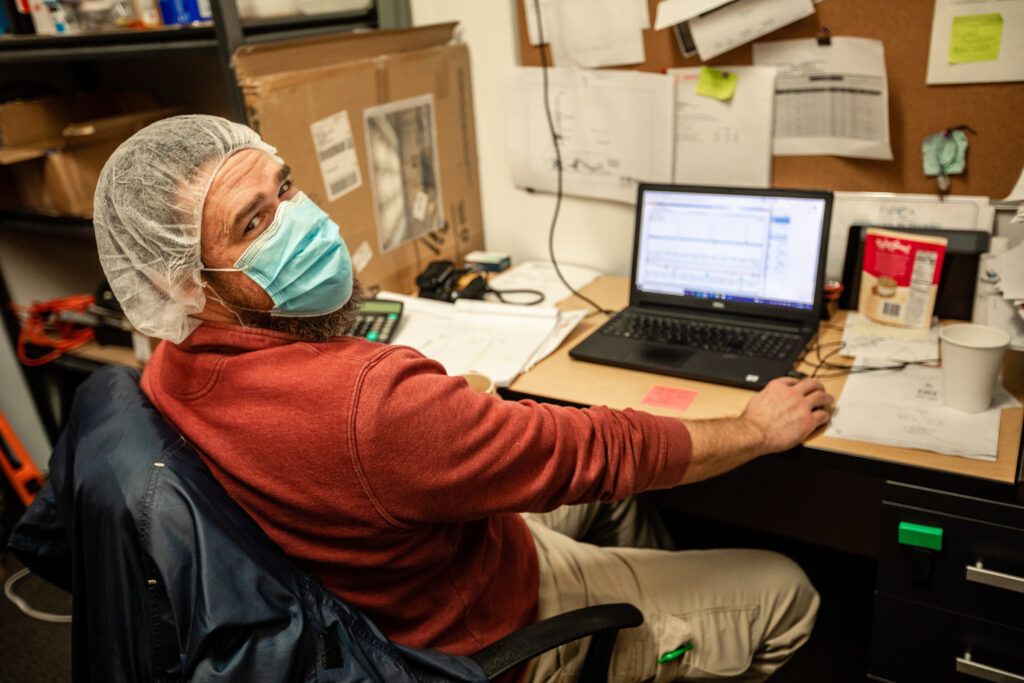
left=8, top=364, right=489, bottom=682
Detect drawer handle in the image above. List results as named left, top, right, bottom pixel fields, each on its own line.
left=956, top=653, right=1024, bottom=682
left=966, top=562, right=1024, bottom=595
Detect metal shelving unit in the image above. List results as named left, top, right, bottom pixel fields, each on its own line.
left=0, top=0, right=410, bottom=119
left=0, top=0, right=412, bottom=440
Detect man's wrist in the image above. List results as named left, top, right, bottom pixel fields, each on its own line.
left=735, top=415, right=768, bottom=458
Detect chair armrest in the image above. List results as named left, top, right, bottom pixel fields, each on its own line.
left=468, top=603, right=643, bottom=680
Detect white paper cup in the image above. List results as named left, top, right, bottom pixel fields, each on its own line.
left=458, top=371, right=497, bottom=397
left=940, top=324, right=1010, bottom=413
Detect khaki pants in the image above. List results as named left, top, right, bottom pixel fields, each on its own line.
left=521, top=497, right=819, bottom=682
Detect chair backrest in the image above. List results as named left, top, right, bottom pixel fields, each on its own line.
left=9, top=364, right=487, bottom=683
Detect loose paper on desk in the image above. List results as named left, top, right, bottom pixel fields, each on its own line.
left=840, top=312, right=940, bottom=364
left=508, top=67, right=674, bottom=204
left=927, top=0, right=1024, bottom=84
left=823, top=192, right=993, bottom=282
left=524, top=0, right=649, bottom=58
left=689, top=0, right=815, bottom=61
left=522, top=0, right=649, bottom=68
left=487, top=260, right=601, bottom=308
left=752, top=37, right=892, bottom=160
left=825, top=364, right=1020, bottom=461
left=377, top=293, right=571, bottom=387
left=668, top=66, right=776, bottom=188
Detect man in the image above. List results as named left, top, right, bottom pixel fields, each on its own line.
left=94, top=115, right=832, bottom=682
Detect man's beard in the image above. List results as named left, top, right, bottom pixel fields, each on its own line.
left=205, top=272, right=365, bottom=342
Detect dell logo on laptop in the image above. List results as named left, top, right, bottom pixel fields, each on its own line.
left=712, top=301, right=725, bottom=309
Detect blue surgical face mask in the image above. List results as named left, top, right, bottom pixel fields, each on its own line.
left=206, top=191, right=353, bottom=316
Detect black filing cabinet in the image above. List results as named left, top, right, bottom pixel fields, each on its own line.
left=869, top=482, right=1024, bottom=682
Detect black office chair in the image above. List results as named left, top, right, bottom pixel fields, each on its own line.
left=8, top=365, right=642, bottom=682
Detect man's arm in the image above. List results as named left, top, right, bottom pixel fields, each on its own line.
left=679, top=377, right=833, bottom=484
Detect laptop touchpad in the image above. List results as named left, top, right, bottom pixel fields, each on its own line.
left=635, top=343, right=693, bottom=367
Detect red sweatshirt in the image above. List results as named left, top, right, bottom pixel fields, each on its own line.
left=141, top=322, right=693, bottom=657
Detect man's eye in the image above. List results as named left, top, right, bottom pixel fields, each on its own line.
left=279, top=180, right=292, bottom=197
left=244, top=215, right=262, bottom=235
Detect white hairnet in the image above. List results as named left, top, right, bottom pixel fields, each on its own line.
left=93, top=114, right=277, bottom=343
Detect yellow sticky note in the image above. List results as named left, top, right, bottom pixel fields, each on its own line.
left=949, top=13, right=1003, bottom=64
left=695, top=66, right=738, bottom=101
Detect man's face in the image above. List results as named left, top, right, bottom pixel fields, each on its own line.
left=200, top=148, right=298, bottom=311
left=199, top=148, right=361, bottom=339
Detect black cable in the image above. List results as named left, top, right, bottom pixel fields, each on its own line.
left=533, top=0, right=614, bottom=318
left=802, top=333, right=939, bottom=378
left=486, top=286, right=546, bottom=306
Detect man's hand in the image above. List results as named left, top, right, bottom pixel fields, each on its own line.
left=741, top=376, right=833, bottom=456
left=679, top=377, right=834, bottom=485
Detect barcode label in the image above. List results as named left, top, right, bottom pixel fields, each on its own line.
left=330, top=172, right=359, bottom=197
left=882, top=301, right=901, bottom=317
left=319, top=139, right=354, bottom=162
left=310, top=110, right=362, bottom=202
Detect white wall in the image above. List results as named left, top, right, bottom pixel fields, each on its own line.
left=410, top=0, right=638, bottom=277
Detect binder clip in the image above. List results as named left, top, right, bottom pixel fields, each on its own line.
left=817, top=25, right=831, bottom=46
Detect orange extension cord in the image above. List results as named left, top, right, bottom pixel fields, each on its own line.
left=8, top=294, right=96, bottom=366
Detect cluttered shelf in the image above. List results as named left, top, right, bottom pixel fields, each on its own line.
left=0, top=25, right=218, bottom=61
left=0, top=8, right=377, bottom=62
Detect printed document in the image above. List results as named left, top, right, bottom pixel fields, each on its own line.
left=839, top=313, right=940, bottom=364
left=668, top=66, right=776, bottom=188
left=525, top=0, right=650, bottom=58
left=508, top=67, right=674, bottom=204
left=825, top=364, right=1020, bottom=461
left=653, top=0, right=729, bottom=30
left=688, top=0, right=815, bottom=61
left=927, top=0, right=1024, bottom=84
left=753, top=37, right=893, bottom=160
left=547, top=0, right=649, bottom=68
left=378, top=293, right=570, bottom=386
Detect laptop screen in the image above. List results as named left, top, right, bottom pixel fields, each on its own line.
left=634, top=187, right=829, bottom=311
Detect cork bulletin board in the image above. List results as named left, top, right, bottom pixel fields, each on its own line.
left=515, top=0, right=1024, bottom=199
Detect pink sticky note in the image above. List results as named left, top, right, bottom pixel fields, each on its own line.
left=640, top=385, right=698, bottom=413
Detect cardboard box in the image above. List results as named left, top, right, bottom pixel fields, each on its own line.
left=0, top=92, right=180, bottom=217
left=235, top=22, right=485, bottom=296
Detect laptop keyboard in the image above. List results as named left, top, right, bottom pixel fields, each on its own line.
left=600, top=312, right=802, bottom=360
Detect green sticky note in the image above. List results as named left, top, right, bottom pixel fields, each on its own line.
left=695, top=66, right=738, bottom=101
left=921, top=129, right=967, bottom=177
left=949, top=13, right=1003, bottom=64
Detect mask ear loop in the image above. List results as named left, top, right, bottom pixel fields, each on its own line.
left=198, top=271, right=275, bottom=325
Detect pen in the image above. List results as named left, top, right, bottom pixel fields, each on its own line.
left=658, top=643, right=693, bottom=663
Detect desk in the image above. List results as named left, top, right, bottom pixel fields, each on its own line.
left=508, top=276, right=1024, bottom=681
left=509, top=276, right=1024, bottom=499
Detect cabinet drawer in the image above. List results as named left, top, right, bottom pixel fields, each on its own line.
left=869, top=594, right=1024, bottom=682
left=878, top=502, right=1024, bottom=629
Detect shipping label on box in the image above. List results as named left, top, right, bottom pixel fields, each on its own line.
left=236, top=23, right=484, bottom=296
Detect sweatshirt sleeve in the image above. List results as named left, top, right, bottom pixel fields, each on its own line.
left=351, top=346, right=692, bottom=525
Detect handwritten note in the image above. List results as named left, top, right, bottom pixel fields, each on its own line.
left=949, top=13, right=1003, bottom=63
left=695, top=66, right=738, bottom=100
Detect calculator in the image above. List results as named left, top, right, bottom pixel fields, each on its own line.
left=345, top=299, right=403, bottom=343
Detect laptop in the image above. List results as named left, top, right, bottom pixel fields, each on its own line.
left=569, top=183, right=833, bottom=389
